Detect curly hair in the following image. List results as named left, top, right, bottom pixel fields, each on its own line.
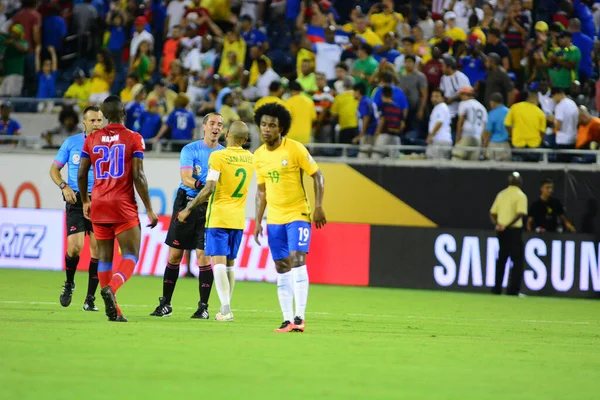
left=254, top=102, right=292, bottom=136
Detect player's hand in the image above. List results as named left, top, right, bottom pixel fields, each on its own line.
left=82, top=201, right=91, bottom=220
left=253, top=223, right=263, bottom=246
left=495, top=224, right=505, bottom=232
left=177, top=208, right=191, bottom=223
left=147, top=210, right=158, bottom=228
left=313, top=207, right=327, bottom=229
left=62, top=186, right=77, bottom=204
left=566, top=223, right=576, bottom=233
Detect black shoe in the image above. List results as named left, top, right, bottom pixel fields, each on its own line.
left=109, top=314, right=128, bottom=322
left=83, top=295, right=99, bottom=311
left=60, top=281, right=75, bottom=307
left=184, top=271, right=195, bottom=278
left=191, top=302, right=209, bottom=319
left=100, top=286, right=118, bottom=321
left=149, top=297, right=172, bottom=317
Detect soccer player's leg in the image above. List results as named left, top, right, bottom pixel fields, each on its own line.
left=287, top=221, right=312, bottom=332
left=267, top=224, right=295, bottom=333
left=152, top=192, right=196, bottom=317
left=60, top=203, right=87, bottom=307
left=82, top=217, right=100, bottom=311
left=102, top=221, right=142, bottom=322
left=93, top=223, right=122, bottom=321
left=192, top=204, right=213, bottom=320
left=209, top=228, right=242, bottom=322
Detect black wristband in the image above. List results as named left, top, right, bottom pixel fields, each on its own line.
left=194, top=179, right=202, bottom=190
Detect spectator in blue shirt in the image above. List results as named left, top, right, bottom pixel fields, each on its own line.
left=483, top=92, right=511, bottom=161
left=42, top=5, right=67, bottom=52
left=106, top=12, right=126, bottom=67
left=125, top=85, right=146, bottom=130
left=374, top=32, right=401, bottom=64
left=353, top=82, right=378, bottom=148
left=0, top=102, right=21, bottom=145
left=372, top=71, right=408, bottom=120
left=137, top=98, right=163, bottom=140
left=460, top=42, right=487, bottom=87
left=241, top=15, right=268, bottom=52
left=36, top=45, right=58, bottom=100
left=571, top=0, right=596, bottom=40
left=151, top=94, right=196, bottom=152
left=569, top=18, right=594, bottom=83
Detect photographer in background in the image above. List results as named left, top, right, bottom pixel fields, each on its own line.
left=527, top=178, right=576, bottom=233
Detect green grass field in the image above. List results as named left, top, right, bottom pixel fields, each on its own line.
left=1, top=269, right=599, bottom=400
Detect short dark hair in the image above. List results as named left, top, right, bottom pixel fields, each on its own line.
left=382, top=86, right=393, bottom=99
left=488, top=27, right=501, bottom=37
left=359, top=43, right=373, bottom=55
left=353, top=82, right=367, bottom=96
left=288, top=80, right=303, bottom=92
left=82, top=105, right=101, bottom=119
left=541, top=178, right=554, bottom=187
left=101, top=95, right=125, bottom=123
left=335, top=62, right=349, bottom=72
left=404, top=54, right=416, bottom=63
left=489, top=92, right=504, bottom=105
left=254, top=102, right=292, bottom=136
left=222, top=93, right=233, bottom=104
left=269, top=81, right=282, bottom=92
left=381, top=71, right=395, bottom=84
left=431, top=88, right=444, bottom=96
left=257, top=58, right=267, bottom=67
left=551, top=87, right=565, bottom=96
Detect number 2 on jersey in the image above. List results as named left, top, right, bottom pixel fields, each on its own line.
left=231, top=168, right=247, bottom=198
left=93, top=144, right=125, bottom=179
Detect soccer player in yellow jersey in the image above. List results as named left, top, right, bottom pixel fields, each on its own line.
left=253, top=103, right=326, bottom=333
left=178, top=121, right=254, bottom=322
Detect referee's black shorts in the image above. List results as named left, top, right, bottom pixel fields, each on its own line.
left=165, top=188, right=207, bottom=250
left=65, top=192, right=93, bottom=236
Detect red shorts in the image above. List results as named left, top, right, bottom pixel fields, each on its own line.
left=92, top=219, right=140, bottom=241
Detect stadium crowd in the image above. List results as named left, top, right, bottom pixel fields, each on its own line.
left=1, top=0, right=600, bottom=161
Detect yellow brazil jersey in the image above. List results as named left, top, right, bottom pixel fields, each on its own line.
left=206, top=147, right=254, bottom=230
left=330, top=91, right=358, bottom=130
left=370, top=12, right=404, bottom=40
left=64, top=80, right=91, bottom=109
left=504, top=101, right=546, bottom=148
left=254, top=138, right=319, bottom=225
left=254, top=96, right=288, bottom=112
left=285, top=94, right=317, bottom=144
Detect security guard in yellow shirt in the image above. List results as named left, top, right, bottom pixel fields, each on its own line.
left=490, top=172, right=528, bottom=296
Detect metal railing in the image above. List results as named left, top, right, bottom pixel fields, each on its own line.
left=2, top=135, right=598, bottom=165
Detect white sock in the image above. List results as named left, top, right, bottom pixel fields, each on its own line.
left=226, top=266, right=235, bottom=300
left=277, top=271, right=294, bottom=322
left=213, top=264, right=231, bottom=314
left=292, top=265, right=309, bottom=320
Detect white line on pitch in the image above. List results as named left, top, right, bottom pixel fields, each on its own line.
left=0, top=300, right=593, bottom=325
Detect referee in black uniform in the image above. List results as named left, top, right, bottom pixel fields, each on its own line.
left=490, top=172, right=528, bottom=295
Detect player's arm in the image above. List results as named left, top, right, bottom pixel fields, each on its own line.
left=253, top=182, right=267, bottom=245
left=50, top=142, right=77, bottom=204
left=526, top=216, right=534, bottom=232
left=178, top=180, right=216, bottom=223
left=132, top=157, right=158, bottom=227
left=77, top=155, right=92, bottom=218
left=179, top=146, right=203, bottom=190
left=456, top=113, right=465, bottom=143
left=311, top=169, right=326, bottom=229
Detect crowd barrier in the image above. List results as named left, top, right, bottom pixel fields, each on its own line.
left=1, top=208, right=598, bottom=299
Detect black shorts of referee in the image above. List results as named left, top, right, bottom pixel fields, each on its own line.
left=164, top=188, right=207, bottom=250
left=65, top=192, right=93, bottom=236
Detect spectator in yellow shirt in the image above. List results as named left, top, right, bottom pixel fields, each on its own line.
left=248, top=46, right=271, bottom=86
left=220, top=93, right=241, bottom=129
left=444, top=11, right=467, bottom=43
left=119, top=73, right=140, bottom=103
left=330, top=76, right=359, bottom=144
left=285, top=81, right=317, bottom=144
left=63, top=68, right=91, bottom=110
left=347, top=14, right=383, bottom=47
left=504, top=91, right=546, bottom=154
left=368, top=0, right=403, bottom=40
left=297, top=60, right=318, bottom=95
left=254, top=81, right=287, bottom=112
left=218, top=31, right=246, bottom=76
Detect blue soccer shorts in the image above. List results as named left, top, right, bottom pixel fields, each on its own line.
left=267, top=221, right=311, bottom=261
left=205, top=228, right=244, bottom=259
